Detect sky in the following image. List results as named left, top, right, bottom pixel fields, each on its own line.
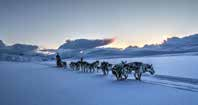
left=0, top=0, right=198, bottom=49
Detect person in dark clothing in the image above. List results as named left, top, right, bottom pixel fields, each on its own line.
left=56, top=53, right=62, bottom=67
left=80, top=57, right=83, bottom=62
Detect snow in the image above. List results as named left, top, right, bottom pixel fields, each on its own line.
left=1, top=55, right=198, bottom=105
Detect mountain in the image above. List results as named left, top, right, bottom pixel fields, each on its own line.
left=122, top=34, right=198, bottom=57
left=56, top=34, right=198, bottom=59
left=59, top=38, right=115, bottom=50
left=141, top=34, right=198, bottom=52
left=1, top=34, right=198, bottom=61
left=0, top=41, right=53, bottom=62
left=0, top=40, right=5, bottom=48
left=163, top=34, right=198, bottom=47
left=10, top=44, right=38, bottom=52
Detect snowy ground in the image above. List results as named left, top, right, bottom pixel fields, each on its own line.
left=1, top=55, right=198, bottom=105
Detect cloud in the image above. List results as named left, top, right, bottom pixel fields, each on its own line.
left=58, top=38, right=115, bottom=50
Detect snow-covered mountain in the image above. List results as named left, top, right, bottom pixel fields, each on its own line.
left=0, top=41, right=54, bottom=62
left=57, top=38, right=116, bottom=59
left=58, top=34, right=198, bottom=59
left=59, top=38, right=115, bottom=50
left=123, top=34, right=198, bottom=55
left=1, top=33, right=198, bottom=61
left=0, top=40, right=5, bottom=48
left=141, top=34, right=198, bottom=51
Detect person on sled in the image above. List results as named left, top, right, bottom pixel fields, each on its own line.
left=56, top=53, right=62, bottom=67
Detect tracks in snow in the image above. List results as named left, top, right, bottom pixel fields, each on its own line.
left=142, top=75, right=198, bottom=92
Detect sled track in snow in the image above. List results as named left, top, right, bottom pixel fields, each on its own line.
left=142, top=75, right=198, bottom=92
left=153, top=75, right=198, bottom=84
left=143, top=80, right=198, bottom=92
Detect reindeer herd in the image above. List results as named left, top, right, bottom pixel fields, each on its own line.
left=61, top=60, right=155, bottom=81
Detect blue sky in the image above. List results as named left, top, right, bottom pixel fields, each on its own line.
left=0, top=0, right=198, bottom=48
